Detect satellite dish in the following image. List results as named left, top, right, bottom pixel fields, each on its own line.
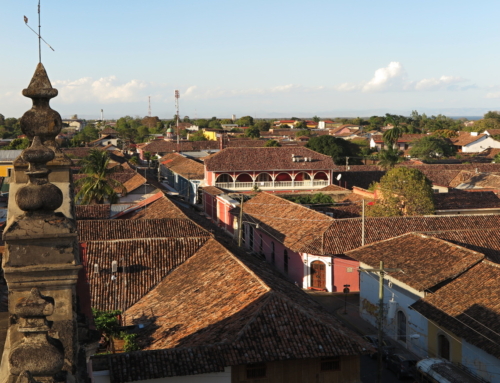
left=336, top=174, right=342, bottom=181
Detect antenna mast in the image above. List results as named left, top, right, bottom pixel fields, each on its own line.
left=148, top=96, right=152, bottom=118
left=175, top=90, right=180, bottom=152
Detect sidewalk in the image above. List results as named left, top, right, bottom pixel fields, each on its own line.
left=334, top=297, right=378, bottom=337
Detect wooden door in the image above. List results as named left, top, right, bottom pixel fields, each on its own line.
left=311, top=261, right=326, bottom=289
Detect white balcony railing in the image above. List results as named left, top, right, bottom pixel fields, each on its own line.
left=214, top=180, right=329, bottom=190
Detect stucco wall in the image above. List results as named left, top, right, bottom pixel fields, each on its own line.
left=427, top=320, right=461, bottom=364
left=359, top=270, right=428, bottom=357
left=93, top=368, right=231, bottom=383
left=462, top=339, right=500, bottom=383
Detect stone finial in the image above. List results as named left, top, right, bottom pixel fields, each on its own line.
left=15, top=64, right=64, bottom=214
left=9, top=289, right=64, bottom=381
left=20, top=63, right=62, bottom=143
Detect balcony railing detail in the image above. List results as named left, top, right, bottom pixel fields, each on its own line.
left=215, top=180, right=329, bottom=190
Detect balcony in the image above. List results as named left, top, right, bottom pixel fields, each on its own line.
left=215, top=180, right=329, bottom=191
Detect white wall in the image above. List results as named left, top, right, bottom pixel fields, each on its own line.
left=462, top=340, right=500, bottom=383
left=463, top=136, right=500, bottom=153
left=93, top=368, right=231, bottom=383
left=359, top=268, right=428, bottom=358
left=302, top=254, right=333, bottom=292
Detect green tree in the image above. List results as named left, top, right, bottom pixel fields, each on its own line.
left=0, top=114, right=4, bottom=126
left=245, top=126, right=260, bottom=138
left=189, top=130, right=207, bottom=141
left=265, top=140, right=281, bottom=147
left=295, top=129, right=311, bottom=137
left=220, top=119, right=233, bottom=124
left=382, top=115, right=403, bottom=147
left=254, top=121, right=271, bottom=131
left=312, top=116, right=320, bottom=123
left=409, top=136, right=455, bottom=161
left=208, top=120, right=222, bottom=129
left=306, top=135, right=360, bottom=165
left=366, top=167, right=435, bottom=217
left=75, top=149, right=127, bottom=204
left=294, top=121, right=307, bottom=130
left=377, top=148, right=402, bottom=170
left=484, top=111, right=500, bottom=121
left=92, top=308, right=121, bottom=353
left=236, top=116, right=254, bottom=126
left=2, top=138, right=30, bottom=150
left=194, top=119, right=209, bottom=129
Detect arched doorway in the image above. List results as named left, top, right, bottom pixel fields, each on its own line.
left=310, top=261, right=326, bottom=290
left=256, top=173, right=272, bottom=182
left=216, top=173, right=233, bottom=184
left=294, top=172, right=311, bottom=182
left=397, top=311, right=407, bottom=342
left=235, top=173, right=253, bottom=183
left=313, top=171, right=329, bottom=180
left=438, top=335, right=450, bottom=360
left=275, top=172, right=292, bottom=186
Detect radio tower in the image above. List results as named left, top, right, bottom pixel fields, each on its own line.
left=148, top=96, right=152, bottom=117
left=175, top=90, right=180, bottom=152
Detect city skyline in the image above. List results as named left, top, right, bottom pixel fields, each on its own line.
left=1, top=0, right=500, bottom=119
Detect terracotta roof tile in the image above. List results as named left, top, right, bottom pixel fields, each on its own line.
left=142, top=140, right=219, bottom=153
left=205, top=147, right=334, bottom=172
left=411, top=260, right=500, bottom=358
left=122, top=239, right=367, bottom=360
left=160, top=153, right=204, bottom=180
left=201, top=186, right=224, bottom=196
left=317, top=184, right=350, bottom=193
left=101, top=127, right=120, bottom=135
left=121, top=173, right=147, bottom=193
left=121, top=195, right=187, bottom=220
left=77, top=218, right=209, bottom=241
left=75, top=205, right=111, bottom=220
left=434, top=191, right=500, bottom=210
left=225, top=139, right=267, bottom=148
left=345, top=233, right=484, bottom=291
left=302, top=215, right=500, bottom=255
left=234, top=192, right=333, bottom=252
left=450, top=132, right=486, bottom=146
left=83, top=237, right=210, bottom=312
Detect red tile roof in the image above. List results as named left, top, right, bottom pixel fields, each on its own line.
left=77, top=218, right=209, bottom=242
left=75, top=204, right=111, bottom=220
left=434, top=191, right=500, bottom=210
left=301, top=215, right=500, bottom=255
left=160, top=153, right=204, bottom=180
left=201, top=186, right=225, bottom=196
left=122, top=173, right=147, bottom=193
left=100, top=127, right=120, bottom=135
left=118, top=194, right=187, bottom=220
left=345, top=233, right=484, bottom=291
left=83, top=237, right=210, bottom=312
left=450, top=132, right=486, bottom=146
left=204, top=147, right=334, bottom=172
left=122, top=239, right=367, bottom=359
left=411, top=260, right=500, bottom=358
left=233, top=192, right=333, bottom=252
left=141, top=140, right=219, bottom=153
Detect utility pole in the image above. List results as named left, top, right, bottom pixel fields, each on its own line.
left=361, top=199, right=365, bottom=246
left=238, top=195, right=244, bottom=247
left=359, top=261, right=401, bottom=383
left=345, top=156, right=349, bottom=171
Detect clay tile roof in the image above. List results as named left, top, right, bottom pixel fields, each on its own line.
left=75, top=205, right=111, bottom=220
left=77, top=218, right=209, bottom=242
left=434, top=191, right=500, bottom=210
left=122, top=239, right=367, bottom=360
left=121, top=173, right=147, bottom=193
left=411, top=260, right=500, bottom=358
left=100, top=127, right=119, bottom=135
left=121, top=194, right=187, bottom=220
left=486, top=129, right=500, bottom=136
left=301, top=215, right=500, bottom=255
left=345, top=233, right=484, bottom=291
left=142, top=140, right=219, bottom=153
left=159, top=153, right=204, bottom=179
left=456, top=173, right=500, bottom=189
left=450, top=132, right=486, bottom=146
left=225, top=139, right=267, bottom=147
left=317, top=184, right=350, bottom=193
left=83, top=237, right=210, bottom=312
left=418, top=169, right=461, bottom=187
left=423, top=229, right=500, bottom=263
left=61, top=147, right=94, bottom=159
left=234, top=192, right=333, bottom=252
left=201, top=186, right=224, bottom=196
left=204, top=147, right=334, bottom=172
left=478, top=148, right=500, bottom=159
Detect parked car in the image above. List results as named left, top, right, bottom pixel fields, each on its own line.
left=362, top=335, right=395, bottom=359
left=386, top=352, right=418, bottom=379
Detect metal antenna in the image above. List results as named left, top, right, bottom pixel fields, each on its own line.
left=24, top=0, right=55, bottom=63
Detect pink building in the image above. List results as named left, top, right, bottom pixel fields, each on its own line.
left=204, top=146, right=335, bottom=193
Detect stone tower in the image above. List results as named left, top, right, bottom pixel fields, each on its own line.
left=0, top=63, right=83, bottom=383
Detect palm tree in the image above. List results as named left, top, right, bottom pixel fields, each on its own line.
left=377, top=148, right=402, bottom=170
left=75, top=149, right=127, bottom=204
left=382, top=116, right=403, bottom=148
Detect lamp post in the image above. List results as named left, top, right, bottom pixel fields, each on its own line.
left=343, top=284, right=350, bottom=314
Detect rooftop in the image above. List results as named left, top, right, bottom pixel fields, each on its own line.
left=160, top=153, right=204, bottom=180
left=345, top=233, right=484, bottom=291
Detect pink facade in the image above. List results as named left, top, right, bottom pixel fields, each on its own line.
left=203, top=190, right=217, bottom=221
left=216, top=197, right=236, bottom=234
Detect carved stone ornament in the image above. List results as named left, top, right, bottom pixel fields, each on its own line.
left=15, top=64, right=63, bottom=214
left=9, top=288, right=64, bottom=382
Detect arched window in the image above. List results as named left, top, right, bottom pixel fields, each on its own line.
left=397, top=311, right=407, bottom=343
left=438, top=334, right=450, bottom=360
left=235, top=173, right=253, bottom=182
left=271, top=242, right=275, bottom=265
left=256, top=173, right=272, bottom=182
left=216, top=173, right=233, bottom=183
left=284, top=249, right=288, bottom=274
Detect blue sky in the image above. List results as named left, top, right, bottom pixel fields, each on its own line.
left=1, top=0, right=500, bottom=119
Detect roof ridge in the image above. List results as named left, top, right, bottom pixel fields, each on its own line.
left=84, top=236, right=211, bottom=244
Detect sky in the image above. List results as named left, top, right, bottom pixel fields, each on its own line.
left=1, top=0, right=500, bottom=119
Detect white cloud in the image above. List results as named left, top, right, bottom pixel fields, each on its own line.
left=336, top=62, right=468, bottom=93
left=486, top=92, right=500, bottom=99
left=414, top=75, right=465, bottom=91
left=362, top=62, right=407, bottom=92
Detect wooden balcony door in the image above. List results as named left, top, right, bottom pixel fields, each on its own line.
left=311, top=261, right=326, bottom=289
